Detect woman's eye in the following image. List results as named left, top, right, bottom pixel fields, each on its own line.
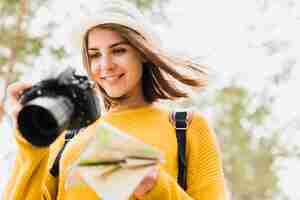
left=89, top=52, right=101, bottom=59
left=113, top=48, right=126, bottom=55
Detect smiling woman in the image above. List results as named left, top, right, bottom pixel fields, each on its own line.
left=87, top=28, right=145, bottom=105
left=3, top=1, right=226, bottom=200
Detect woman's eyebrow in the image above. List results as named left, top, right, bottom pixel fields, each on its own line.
left=110, top=41, right=129, bottom=48
left=88, top=41, right=129, bottom=51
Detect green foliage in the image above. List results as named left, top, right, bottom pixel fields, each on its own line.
left=9, top=70, right=22, bottom=83
left=0, top=0, right=20, bottom=16
left=0, top=0, right=44, bottom=17
left=0, top=25, right=45, bottom=66
left=0, top=0, right=48, bottom=82
left=213, top=83, right=292, bottom=199
left=50, top=46, right=68, bottom=60
left=15, top=35, right=44, bottom=61
left=215, top=85, right=279, bottom=200
left=127, top=0, right=156, bottom=10
left=126, top=0, right=169, bottom=11
left=0, top=55, right=8, bottom=66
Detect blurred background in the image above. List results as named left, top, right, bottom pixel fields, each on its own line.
left=0, top=0, right=299, bottom=199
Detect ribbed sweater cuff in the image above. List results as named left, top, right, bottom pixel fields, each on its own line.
left=14, top=129, right=49, bottom=158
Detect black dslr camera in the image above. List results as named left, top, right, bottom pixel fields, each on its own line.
left=18, top=67, right=101, bottom=147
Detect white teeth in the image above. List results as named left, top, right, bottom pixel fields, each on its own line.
left=105, top=76, right=118, bottom=81
left=102, top=74, right=123, bottom=82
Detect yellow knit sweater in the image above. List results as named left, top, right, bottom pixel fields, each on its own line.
left=3, top=105, right=226, bottom=200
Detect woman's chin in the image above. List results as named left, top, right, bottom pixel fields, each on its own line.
left=107, top=92, right=127, bottom=100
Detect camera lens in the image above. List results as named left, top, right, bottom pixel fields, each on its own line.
left=18, top=96, right=74, bottom=146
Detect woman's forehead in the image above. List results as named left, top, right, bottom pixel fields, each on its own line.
left=88, top=28, right=124, bottom=43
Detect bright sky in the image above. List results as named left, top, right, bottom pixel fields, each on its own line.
left=1, top=0, right=299, bottom=198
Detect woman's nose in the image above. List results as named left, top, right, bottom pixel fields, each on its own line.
left=98, top=54, right=115, bottom=71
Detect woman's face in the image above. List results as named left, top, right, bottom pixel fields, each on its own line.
left=87, top=27, right=145, bottom=99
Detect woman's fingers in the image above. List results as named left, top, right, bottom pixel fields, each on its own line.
left=133, top=166, right=159, bottom=199
left=7, top=82, right=32, bottom=102
left=6, top=82, right=33, bottom=127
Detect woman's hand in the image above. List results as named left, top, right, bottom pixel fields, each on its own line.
left=6, top=82, right=32, bottom=128
left=133, top=166, right=159, bottom=199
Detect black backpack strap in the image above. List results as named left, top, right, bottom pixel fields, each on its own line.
left=170, top=111, right=192, bottom=190
left=50, top=128, right=80, bottom=177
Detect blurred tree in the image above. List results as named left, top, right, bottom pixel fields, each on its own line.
left=0, top=0, right=48, bottom=122
left=0, top=0, right=26, bottom=121
left=213, top=83, right=284, bottom=200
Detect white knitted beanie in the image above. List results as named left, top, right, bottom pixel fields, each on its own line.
left=70, top=0, right=160, bottom=51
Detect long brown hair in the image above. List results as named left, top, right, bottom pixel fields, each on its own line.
left=82, top=23, right=208, bottom=110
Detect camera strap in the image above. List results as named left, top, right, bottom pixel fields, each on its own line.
left=170, top=111, right=192, bottom=191
left=50, top=128, right=80, bottom=177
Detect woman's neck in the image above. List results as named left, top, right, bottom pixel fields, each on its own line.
left=108, top=90, right=150, bottom=113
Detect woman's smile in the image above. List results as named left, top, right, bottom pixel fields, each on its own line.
left=101, top=73, right=125, bottom=82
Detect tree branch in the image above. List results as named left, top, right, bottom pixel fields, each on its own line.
left=0, top=0, right=28, bottom=122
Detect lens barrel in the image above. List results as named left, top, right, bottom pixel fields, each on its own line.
left=18, top=96, right=74, bottom=147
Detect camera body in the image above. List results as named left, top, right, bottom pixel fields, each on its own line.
left=18, top=67, right=101, bottom=147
